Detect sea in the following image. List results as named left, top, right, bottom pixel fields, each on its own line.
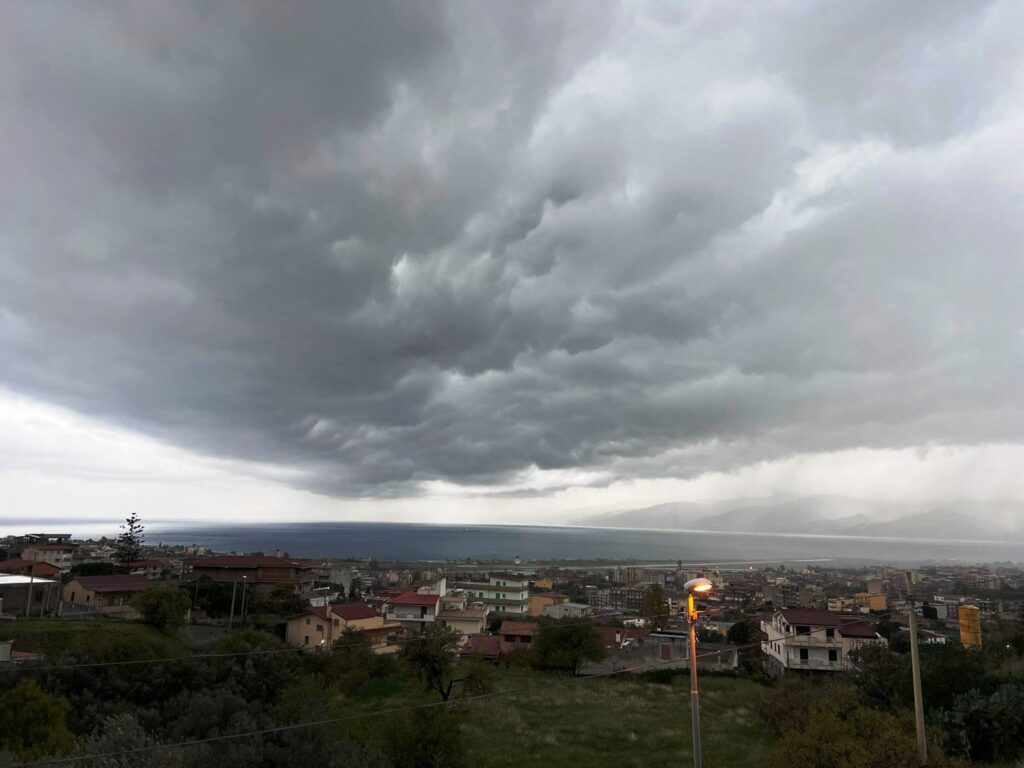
left=6, top=519, right=1022, bottom=566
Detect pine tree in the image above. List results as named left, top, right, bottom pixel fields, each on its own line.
left=116, top=512, right=145, bottom=574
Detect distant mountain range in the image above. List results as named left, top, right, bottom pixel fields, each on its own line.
left=575, top=496, right=1024, bottom=541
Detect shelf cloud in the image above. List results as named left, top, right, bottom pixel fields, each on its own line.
left=2, top=1, right=1023, bottom=515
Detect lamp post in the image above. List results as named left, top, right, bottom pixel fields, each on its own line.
left=684, top=577, right=714, bottom=768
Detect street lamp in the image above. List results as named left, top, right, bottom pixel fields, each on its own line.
left=684, top=577, right=714, bottom=768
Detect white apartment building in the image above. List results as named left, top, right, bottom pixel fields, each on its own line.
left=453, top=572, right=530, bottom=615
left=762, top=608, right=884, bottom=673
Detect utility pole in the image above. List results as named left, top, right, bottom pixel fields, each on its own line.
left=228, top=581, right=237, bottom=628
left=241, top=575, right=248, bottom=626
left=905, top=570, right=928, bottom=767
left=24, top=552, right=37, bottom=617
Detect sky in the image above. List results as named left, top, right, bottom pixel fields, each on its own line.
left=2, top=1, right=1023, bottom=528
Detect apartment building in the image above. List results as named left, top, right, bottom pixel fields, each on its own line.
left=452, top=572, right=530, bottom=615
left=761, top=608, right=884, bottom=673
left=187, top=555, right=315, bottom=597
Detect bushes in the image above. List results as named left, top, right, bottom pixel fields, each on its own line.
left=530, top=618, right=605, bottom=675
left=0, top=679, right=76, bottom=761
left=134, top=586, right=191, bottom=632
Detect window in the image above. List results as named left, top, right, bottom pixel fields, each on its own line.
left=828, top=649, right=838, bottom=663
left=799, top=648, right=809, bottom=662
left=796, top=625, right=810, bottom=635
left=304, top=636, right=309, bottom=646
left=316, top=624, right=323, bottom=632
left=305, top=618, right=310, bottom=625
left=70, top=591, right=76, bottom=603
left=825, top=628, right=835, bottom=639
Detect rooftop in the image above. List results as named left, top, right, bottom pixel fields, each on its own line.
left=389, top=592, right=441, bottom=607
left=0, top=574, right=58, bottom=586
left=330, top=602, right=378, bottom=621
left=73, top=575, right=151, bottom=592
left=499, top=620, right=539, bottom=636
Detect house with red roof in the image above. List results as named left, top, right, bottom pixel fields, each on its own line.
left=187, top=555, right=315, bottom=597
left=498, top=620, right=539, bottom=654
left=761, top=608, right=885, bottom=673
left=0, top=559, right=61, bottom=580
left=285, top=601, right=403, bottom=653
left=62, top=574, right=152, bottom=619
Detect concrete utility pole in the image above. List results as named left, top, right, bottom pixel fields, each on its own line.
left=241, top=575, right=248, bottom=625
left=228, top=581, right=237, bottom=628
left=24, top=552, right=37, bottom=616
left=905, top=570, right=929, bottom=767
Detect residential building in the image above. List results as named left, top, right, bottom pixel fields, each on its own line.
left=460, top=634, right=503, bottom=662
left=452, top=572, right=529, bottom=615
left=499, top=620, right=538, bottom=654
left=128, top=559, right=166, bottom=580
left=386, top=592, right=442, bottom=633
left=542, top=601, right=591, bottom=619
left=0, top=575, right=60, bottom=617
left=528, top=592, right=568, bottom=616
left=62, top=575, right=152, bottom=619
left=19, top=543, right=75, bottom=573
left=854, top=592, right=887, bottom=612
left=761, top=608, right=885, bottom=673
left=0, top=559, right=61, bottom=580
left=285, top=602, right=402, bottom=653
left=188, top=555, right=315, bottom=597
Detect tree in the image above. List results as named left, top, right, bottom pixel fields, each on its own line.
left=134, top=585, right=191, bottom=632
left=726, top=618, right=758, bottom=646
left=642, top=584, right=670, bottom=630
left=531, top=618, right=606, bottom=675
left=116, top=512, right=145, bottom=574
left=267, top=582, right=305, bottom=616
left=383, top=708, right=465, bottom=768
left=0, top=679, right=76, bottom=761
left=401, top=623, right=491, bottom=701
left=763, top=684, right=961, bottom=768
left=81, top=713, right=183, bottom=768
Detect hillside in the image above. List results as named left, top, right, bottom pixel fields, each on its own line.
left=578, top=496, right=1022, bottom=540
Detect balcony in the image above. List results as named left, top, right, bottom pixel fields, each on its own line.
left=787, top=632, right=842, bottom=647
left=788, top=657, right=851, bottom=671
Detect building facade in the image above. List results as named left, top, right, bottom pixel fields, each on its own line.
left=761, top=608, right=884, bottom=673
left=453, top=573, right=530, bottom=615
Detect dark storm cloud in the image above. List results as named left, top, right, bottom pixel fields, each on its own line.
left=2, top=1, right=1023, bottom=497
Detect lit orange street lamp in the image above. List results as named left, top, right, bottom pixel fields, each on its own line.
left=684, top=577, right=714, bottom=768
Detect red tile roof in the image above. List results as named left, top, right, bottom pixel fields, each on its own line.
left=499, top=621, right=539, bottom=636
left=330, top=602, right=378, bottom=621
left=778, top=608, right=842, bottom=626
left=0, top=559, right=60, bottom=574
left=73, top=575, right=152, bottom=593
left=390, top=592, right=441, bottom=607
left=460, top=634, right=503, bottom=659
left=839, top=621, right=880, bottom=639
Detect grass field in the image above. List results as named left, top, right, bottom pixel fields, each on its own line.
left=337, top=667, right=773, bottom=768
left=3, top=618, right=181, bottom=658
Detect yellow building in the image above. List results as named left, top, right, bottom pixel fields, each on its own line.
left=959, top=604, right=982, bottom=648
left=528, top=592, right=568, bottom=616
left=285, top=602, right=402, bottom=653
left=533, top=577, right=554, bottom=590
left=854, top=592, right=887, bottom=612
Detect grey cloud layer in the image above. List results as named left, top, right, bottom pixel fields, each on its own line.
left=2, top=1, right=1022, bottom=496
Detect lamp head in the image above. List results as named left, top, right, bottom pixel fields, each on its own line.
left=684, top=577, right=713, bottom=594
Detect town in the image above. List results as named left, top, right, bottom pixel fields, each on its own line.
left=2, top=523, right=1023, bottom=766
